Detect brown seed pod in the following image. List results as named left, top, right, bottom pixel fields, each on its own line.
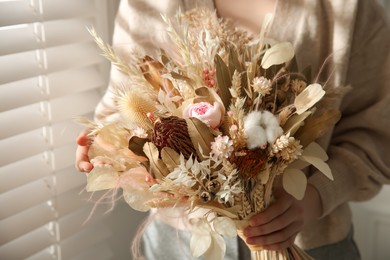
left=206, top=180, right=221, bottom=193
left=199, top=191, right=213, bottom=203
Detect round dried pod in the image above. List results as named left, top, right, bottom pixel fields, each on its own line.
left=199, top=191, right=213, bottom=203
left=206, top=180, right=221, bottom=193
left=117, top=92, right=156, bottom=130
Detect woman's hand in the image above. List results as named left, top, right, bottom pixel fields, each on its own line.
left=244, top=184, right=322, bottom=250
left=75, top=129, right=93, bottom=172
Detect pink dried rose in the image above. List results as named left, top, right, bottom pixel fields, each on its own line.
left=182, top=101, right=223, bottom=128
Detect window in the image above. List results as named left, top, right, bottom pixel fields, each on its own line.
left=0, top=1, right=142, bottom=259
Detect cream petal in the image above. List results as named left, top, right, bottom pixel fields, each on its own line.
left=294, top=83, right=325, bottom=115
left=261, top=42, right=295, bottom=69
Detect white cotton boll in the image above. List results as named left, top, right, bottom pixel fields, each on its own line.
left=244, top=110, right=283, bottom=149
left=261, top=110, right=280, bottom=128
left=261, top=111, right=283, bottom=144
left=243, top=111, right=262, bottom=129
left=244, top=111, right=268, bottom=149
left=245, top=126, right=267, bottom=149
left=265, top=125, right=283, bottom=144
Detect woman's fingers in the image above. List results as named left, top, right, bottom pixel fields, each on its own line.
left=245, top=204, right=302, bottom=236
left=75, top=130, right=93, bottom=172
left=244, top=188, right=305, bottom=250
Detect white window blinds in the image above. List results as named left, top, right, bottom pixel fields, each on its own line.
left=0, top=0, right=139, bottom=259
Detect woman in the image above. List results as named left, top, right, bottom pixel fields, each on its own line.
left=76, top=0, right=390, bottom=259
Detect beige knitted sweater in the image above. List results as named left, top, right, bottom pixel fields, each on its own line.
left=95, top=0, right=390, bottom=250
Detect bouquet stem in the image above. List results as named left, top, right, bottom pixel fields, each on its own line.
left=249, top=245, right=314, bottom=260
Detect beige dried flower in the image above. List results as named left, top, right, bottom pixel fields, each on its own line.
left=271, top=133, right=303, bottom=162
left=252, top=76, right=272, bottom=96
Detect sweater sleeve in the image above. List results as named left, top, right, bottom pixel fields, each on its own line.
left=94, top=0, right=186, bottom=123
left=309, top=0, right=390, bottom=217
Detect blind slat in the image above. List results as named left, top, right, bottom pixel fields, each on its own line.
left=0, top=0, right=120, bottom=259
left=0, top=145, right=81, bottom=194
left=0, top=222, right=56, bottom=259
left=0, top=167, right=88, bottom=221
left=0, top=178, right=56, bottom=221
left=0, top=42, right=104, bottom=85
left=0, top=129, right=48, bottom=166
left=0, top=208, right=112, bottom=260
left=0, top=185, right=97, bottom=245
left=0, top=18, right=95, bottom=56
left=0, top=130, right=86, bottom=190
left=0, top=89, right=101, bottom=140
left=0, top=203, right=55, bottom=246
left=0, top=0, right=95, bottom=27
left=0, top=64, right=105, bottom=112
left=0, top=154, right=52, bottom=194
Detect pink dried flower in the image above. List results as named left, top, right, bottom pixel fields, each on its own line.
left=183, top=101, right=223, bottom=128
left=210, top=135, right=234, bottom=159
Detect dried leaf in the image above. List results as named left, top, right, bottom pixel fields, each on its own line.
left=128, top=136, right=148, bottom=156
left=301, top=142, right=333, bottom=180
left=143, top=142, right=169, bottom=179
left=215, top=54, right=232, bottom=108
left=294, top=83, right=325, bottom=115
left=228, top=48, right=243, bottom=77
left=302, top=142, right=328, bottom=161
left=161, top=147, right=180, bottom=171
left=282, top=169, right=307, bottom=200
left=139, top=55, right=164, bottom=91
left=171, top=71, right=194, bottom=84
left=261, top=42, right=295, bottom=69
left=301, top=155, right=333, bottom=180
left=282, top=111, right=312, bottom=135
left=257, top=13, right=274, bottom=54
left=186, top=117, right=215, bottom=160
left=295, top=109, right=341, bottom=147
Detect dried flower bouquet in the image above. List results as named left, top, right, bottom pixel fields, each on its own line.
left=82, top=9, right=340, bottom=260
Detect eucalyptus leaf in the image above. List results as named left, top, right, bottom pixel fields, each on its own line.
left=261, top=42, right=295, bottom=69
left=301, top=155, right=333, bottom=180
left=300, top=142, right=333, bottom=180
